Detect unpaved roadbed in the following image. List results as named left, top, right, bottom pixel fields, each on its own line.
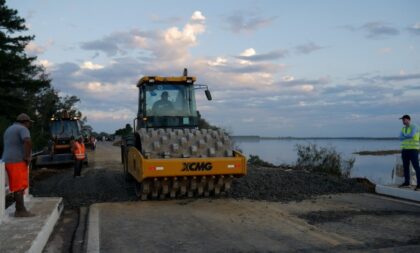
left=31, top=168, right=137, bottom=209
left=92, top=195, right=420, bottom=252
left=30, top=142, right=373, bottom=207
left=31, top=165, right=373, bottom=208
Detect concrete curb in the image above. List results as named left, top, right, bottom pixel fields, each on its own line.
left=28, top=198, right=63, bottom=253
left=86, top=204, right=100, bottom=253
left=376, top=184, right=420, bottom=202
left=0, top=197, right=63, bottom=253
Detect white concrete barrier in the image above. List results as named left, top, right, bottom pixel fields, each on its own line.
left=1, top=160, right=4, bottom=221
left=376, top=184, right=420, bottom=202
left=392, top=156, right=417, bottom=186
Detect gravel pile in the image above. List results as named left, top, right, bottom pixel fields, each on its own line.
left=227, top=165, right=375, bottom=202
left=30, top=164, right=374, bottom=208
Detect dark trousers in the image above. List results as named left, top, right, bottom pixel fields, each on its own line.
left=74, top=159, right=83, bottom=177
left=402, top=149, right=420, bottom=185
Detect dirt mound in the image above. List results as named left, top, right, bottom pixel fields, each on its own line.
left=227, top=165, right=374, bottom=202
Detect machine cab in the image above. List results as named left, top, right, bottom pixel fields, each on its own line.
left=136, top=74, right=209, bottom=129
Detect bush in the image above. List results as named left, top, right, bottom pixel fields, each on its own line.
left=295, top=143, right=355, bottom=178
left=248, top=155, right=277, bottom=167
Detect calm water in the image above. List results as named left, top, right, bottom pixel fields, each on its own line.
left=234, top=138, right=401, bottom=185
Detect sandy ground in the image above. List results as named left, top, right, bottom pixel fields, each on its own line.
left=34, top=141, right=420, bottom=252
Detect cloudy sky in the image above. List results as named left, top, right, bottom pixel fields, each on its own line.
left=10, top=0, right=420, bottom=137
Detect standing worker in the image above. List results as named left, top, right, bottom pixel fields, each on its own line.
left=90, top=136, right=96, bottom=151
left=2, top=113, right=35, bottom=217
left=399, top=114, right=420, bottom=190
left=71, top=136, right=86, bottom=177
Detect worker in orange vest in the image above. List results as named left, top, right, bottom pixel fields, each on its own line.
left=72, top=136, right=86, bottom=177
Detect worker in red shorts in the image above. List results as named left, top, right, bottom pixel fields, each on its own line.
left=2, top=113, right=35, bottom=217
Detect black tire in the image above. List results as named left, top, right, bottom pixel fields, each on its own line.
left=120, top=145, right=125, bottom=164
left=123, top=134, right=137, bottom=183
left=122, top=146, right=135, bottom=182
left=134, top=181, right=142, bottom=199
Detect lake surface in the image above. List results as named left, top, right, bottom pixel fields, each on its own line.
left=233, top=138, right=402, bottom=185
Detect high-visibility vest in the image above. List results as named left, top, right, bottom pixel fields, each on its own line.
left=73, top=142, right=86, bottom=160
left=401, top=125, right=420, bottom=150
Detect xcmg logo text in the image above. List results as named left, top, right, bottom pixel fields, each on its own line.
left=182, top=162, right=213, bottom=171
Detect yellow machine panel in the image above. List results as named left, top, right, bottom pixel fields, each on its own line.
left=127, top=147, right=246, bottom=181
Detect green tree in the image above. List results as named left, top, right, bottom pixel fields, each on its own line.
left=0, top=1, right=86, bottom=153
left=115, top=124, right=133, bottom=137
left=0, top=0, right=52, bottom=153
left=0, top=0, right=50, bottom=119
left=198, top=118, right=219, bottom=130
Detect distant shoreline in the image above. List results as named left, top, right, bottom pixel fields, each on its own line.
left=353, top=150, right=401, bottom=156
left=232, top=136, right=398, bottom=141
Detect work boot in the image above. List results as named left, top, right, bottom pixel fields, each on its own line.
left=13, top=191, right=35, bottom=218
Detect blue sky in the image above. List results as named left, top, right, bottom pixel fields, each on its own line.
left=9, top=0, right=420, bottom=137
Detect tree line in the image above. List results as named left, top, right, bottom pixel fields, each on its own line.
left=0, top=0, right=84, bottom=154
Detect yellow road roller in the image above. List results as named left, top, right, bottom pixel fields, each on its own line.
left=121, top=69, right=247, bottom=200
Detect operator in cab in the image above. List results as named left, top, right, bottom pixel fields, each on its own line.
left=152, top=91, right=174, bottom=115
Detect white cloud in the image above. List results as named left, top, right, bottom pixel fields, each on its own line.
left=73, top=81, right=103, bottom=92
left=38, top=59, right=54, bottom=69
left=163, top=11, right=206, bottom=46
left=82, top=108, right=134, bottom=121
left=25, top=42, right=45, bottom=55
left=80, top=61, right=104, bottom=70
left=207, top=57, right=227, bottom=66
left=72, top=81, right=137, bottom=101
left=237, top=48, right=257, bottom=65
left=412, top=22, right=420, bottom=29
left=191, top=11, right=205, bottom=21
left=300, top=84, right=314, bottom=92
left=282, top=75, right=295, bottom=82
left=164, top=23, right=205, bottom=45
left=81, top=11, right=206, bottom=63
left=240, top=48, right=256, bottom=57
left=78, top=81, right=122, bottom=92
left=132, top=35, right=147, bottom=47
